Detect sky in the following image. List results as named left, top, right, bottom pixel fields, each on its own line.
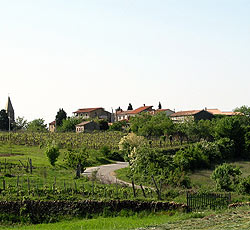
left=0, top=0, right=249, bottom=124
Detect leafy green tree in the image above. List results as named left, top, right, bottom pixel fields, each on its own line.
left=45, top=142, right=60, bottom=166
left=130, top=113, right=174, bottom=137
left=213, top=116, right=246, bottom=157
left=97, top=119, right=109, bottom=131
left=14, top=116, right=27, bottom=130
left=55, top=108, right=67, bottom=127
left=0, top=109, right=9, bottom=131
left=57, top=117, right=82, bottom=132
left=64, top=147, right=89, bottom=172
left=211, top=163, right=242, bottom=191
left=109, top=120, right=127, bottom=131
left=26, top=119, right=47, bottom=132
left=234, top=105, right=250, bottom=116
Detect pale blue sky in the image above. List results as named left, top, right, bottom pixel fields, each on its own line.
left=0, top=0, right=249, bottom=124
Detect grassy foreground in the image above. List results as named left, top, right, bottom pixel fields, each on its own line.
left=2, top=207, right=250, bottom=230
left=0, top=212, right=192, bottom=230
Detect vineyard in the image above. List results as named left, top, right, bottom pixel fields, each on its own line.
left=0, top=131, right=180, bottom=150
left=0, top=131, right=125, bottom=150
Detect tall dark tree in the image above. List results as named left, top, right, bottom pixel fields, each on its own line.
left=55, top=108, right=67, bottom=127
left=0, top=109, right=9, bottom=131
left=158, top=102, right=162, bottom=110
left=127, top=103, right=133, bottom=110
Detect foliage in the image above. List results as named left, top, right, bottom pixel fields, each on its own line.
left=234, top=105, right=250, bottom=117
left=26, top=119, right=47, bottom=132
left=158, top=102, right=162, bottom=110
left=57, top=117, right=83, bottom=132
left=0, top=109, right=9, bottom=131
left=173, top=143, right=209, bottom=171
left=64, top=147, right=89, bottom=171
left=238, top=176, right=250, bottom=194
left=127, top=103, right=133, bottom=110
left=55, top=108, right=67, bottom=127
left=130, top=113, right=174, bottom=137
left=118, top=133, right=147, bottom=163
left=109, top=120, right=128, bottom=131
left=14, top=116, right=27, bottom=130
left=45, top=142, right=60, bottom=166
left=211, top=163, right=242, bottom=191
left=97, top=119, right=109, bottom=131
left=213, top=116, right=246, bottom=157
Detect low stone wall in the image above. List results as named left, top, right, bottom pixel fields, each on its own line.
left=0, top=200, right=187, bottom=223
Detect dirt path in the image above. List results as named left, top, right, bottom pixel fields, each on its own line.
left=83, top=161, right=131, bottom=185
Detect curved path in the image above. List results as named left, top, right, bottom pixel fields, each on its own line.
left=83, top=162, right=137, bottom=187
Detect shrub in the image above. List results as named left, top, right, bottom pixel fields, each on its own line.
left=211, top=163, right=242, bottom=191
left=64, top=147, right=88, bottom=172
left=45, top=143, right=60, bottom=166
left=238, top=176, right=250, bottom=194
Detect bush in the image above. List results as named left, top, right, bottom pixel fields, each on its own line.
left=64, top=147, right=88, bottom=172
left=238, top=176, right=250, bottom=194
left=45, top=143, right=60, bottom=166
left=211, top=163, right=242, bottom=191
left=173, top=144, right=209, bottom=171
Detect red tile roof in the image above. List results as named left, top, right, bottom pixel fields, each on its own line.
left=76, top=121, right=93, bottom=126
left=170, top=110, right=202, bottom=117
left=116, top=106, right=153, bottom=115
left=73, top=108, right=103, bottom=114
left=49, top=121, right=56, bottom=125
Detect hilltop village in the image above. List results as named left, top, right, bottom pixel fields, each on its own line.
left=0, top=96, right=240, bottom=133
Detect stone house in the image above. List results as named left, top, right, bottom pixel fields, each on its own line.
left=170, top=110, right=214, bottom=123
left=115, top=105, right=154, bottom=122
left=49, top=121, right=56, bottom=132
left=73, top=108, right=111, bottom=122
left=75, top=121, right=100, bottom=133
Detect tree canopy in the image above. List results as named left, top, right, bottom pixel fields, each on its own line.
left=55, top=108, right=67, bottom=127
left=127, top=103, right=133, bottom=110
left=26, top=119, right=47, bottom=132
left=0, top=109, right=9, bottom=131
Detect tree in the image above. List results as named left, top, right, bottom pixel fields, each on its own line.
left=158, top=102, right=162, bottom=110
left=109, top=120, right=127, bottom=131
left=127, top=103, right=133, bottom=110
left=213, top=116, right=246, bottom=157
left=0, top=109, right=9, bottom=131
left=45, top=142, right=60, bottom=166
left=14, top=116, right=27, bottom=130
left=55, top=108, right=67, bottom=127
left=234, top=105, right=250, bottom=117
left=97, top=119, right=109, bottom=131
left=211, top=163, right=242, bottom=191
left=26, top=119, right=47, bottom=132
left=57, top=117, right=82, bottom=132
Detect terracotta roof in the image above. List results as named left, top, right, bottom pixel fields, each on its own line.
left=49, top=121, right=56, bottom=125
left=170, top=110, right=202, bottom=117
left=206, top=109, right=222, bottom=115
left=116, top=106, right=153, bottom=116
left=128, top=106, right=153, bottom=114
left=73, top=108, right=103, bottom=114
left=155, top=109, right=174, bottom=113
left=206, top=109, right=241, bottom=116
left=221, top=111, right=241, bottom=116
left=75, top=121, right=93, bottom=126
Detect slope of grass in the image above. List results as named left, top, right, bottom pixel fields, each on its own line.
left=0, top=211, right=207, bottom=230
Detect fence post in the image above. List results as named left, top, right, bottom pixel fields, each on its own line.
left=29, top=158, right=32, bottom=174
left=131, top=179, right=136, bottom=198
left=3, top=178, right=6, bottom=190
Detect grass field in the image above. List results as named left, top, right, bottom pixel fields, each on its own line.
left=0, top=210, right=211, bottom=230
left=2, top=207, right=250, bottom=230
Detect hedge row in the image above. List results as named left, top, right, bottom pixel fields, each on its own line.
left=0, top=200, right=187, bottom=224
